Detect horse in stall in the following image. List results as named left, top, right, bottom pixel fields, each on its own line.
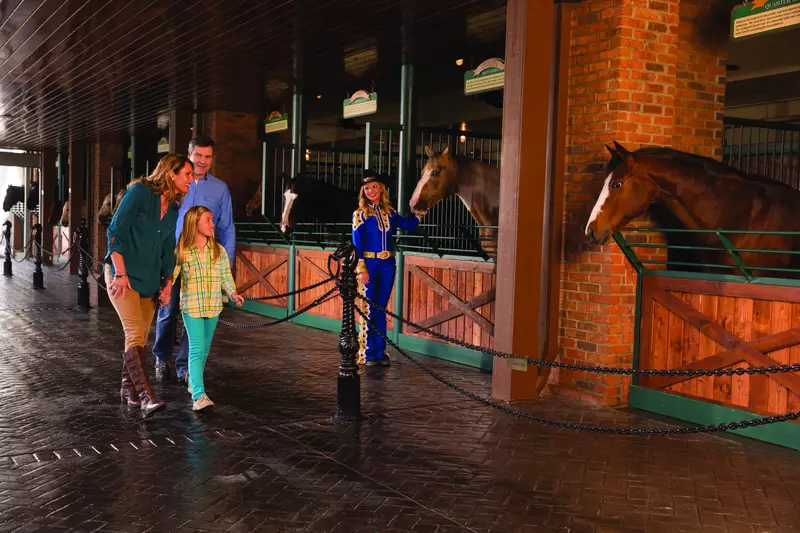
left=97, top=188, right=127, bottom=226
left=3, top=184, right=39, bottom=212
left=585, top=141, right=800, bottom=278
left=409, top=145, right=500, bottom=256
left=278, top=175, right=358, bottom=239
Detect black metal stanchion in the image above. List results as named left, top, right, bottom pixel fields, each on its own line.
left=77, top=219, right=90, bottom=309
left=3, top=220, right=11, bottom=277
left=330, top=241, right=361, bottom=423
left=32, top=223, right=44, bottom=289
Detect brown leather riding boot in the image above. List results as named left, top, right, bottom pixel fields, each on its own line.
left=120, top=359, right=141, bottom=406
left=122, top=346, right=165, bottom=416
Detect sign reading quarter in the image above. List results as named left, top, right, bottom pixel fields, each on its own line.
left=464, top=58, right=505, bottom=95
left=731, top=0, right=800, bottom=39
left=264, top=111, right=289, bottom=134
left=343, top=90, right=378, bottom=119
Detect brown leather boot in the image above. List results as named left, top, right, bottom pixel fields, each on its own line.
left=122, top=346, right=165, bottom=416
left=120, top=359, right=141, bottom=406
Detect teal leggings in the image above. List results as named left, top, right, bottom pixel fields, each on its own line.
left=181, top=313, right=219, bottom=401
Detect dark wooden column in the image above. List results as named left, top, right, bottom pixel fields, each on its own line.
left=40, top=149, right=57, bottom=266
left=492, top=0, right=569, bottom=401
left=68, top=141, right=85, bottom=275
left=170, top=109, right=193, bottom=155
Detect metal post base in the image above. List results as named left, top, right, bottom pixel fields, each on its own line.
left=77, top=284, right=90, bottom=309
left=3, top=262, right=10, bottom=277
left=334, top=374, right=361, bottom=423
left=33, top=272, right=44, bottom=289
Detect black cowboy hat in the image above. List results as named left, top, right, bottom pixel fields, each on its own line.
left=361, top=169, right=393, bottom=187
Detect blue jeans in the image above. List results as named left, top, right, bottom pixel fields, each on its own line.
left=182, top=313, right=219, bottom=401
left=152, top=274, right=188, bottom=377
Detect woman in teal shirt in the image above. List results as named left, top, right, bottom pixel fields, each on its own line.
left=105, top=153, right=193, bottom=416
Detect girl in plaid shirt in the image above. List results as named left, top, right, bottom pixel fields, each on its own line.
left=174, top=205, right=244, bottom=411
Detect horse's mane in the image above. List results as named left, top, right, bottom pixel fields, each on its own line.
left=628, top=146, right=796, bottom=190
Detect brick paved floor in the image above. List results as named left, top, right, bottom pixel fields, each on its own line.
left=0, top=258, right=799, bottom=532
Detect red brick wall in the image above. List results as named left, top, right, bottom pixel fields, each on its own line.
left=554, top=0, right=726, bottom=406
left=200, top=110, right=262, bottom=220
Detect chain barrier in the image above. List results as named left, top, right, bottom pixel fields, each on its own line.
left=11, top=239, right=34, bottom=262
left=244, top=275, right=335, bottom=301
left=346, top=288, right=800, bottom=434
left=218, top=286, right=339, bottom=329
left=351, top=290, right=800, bottom=378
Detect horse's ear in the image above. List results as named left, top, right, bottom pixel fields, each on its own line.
left=424, top=146, right=433, bottom=158
left=605, top=144, right=623, bottom=164
left=442, top=145, right=452, bottom=159
left=612, top=141, right=631, bottom=158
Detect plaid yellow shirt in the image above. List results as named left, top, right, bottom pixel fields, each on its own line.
left=174, top=244, right=237, bottom=318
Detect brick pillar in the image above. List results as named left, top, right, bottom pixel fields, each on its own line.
left=200, top=110, right=262, bottom=220
left=555, top=0, right=726, bottom=406
left=91, top=136, right=125, bottom=273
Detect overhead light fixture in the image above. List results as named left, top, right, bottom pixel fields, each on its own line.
left=316, top=94, right=323, bottom=99
left=460, top=135, right=466, bottom=143
left=455, top=58, right=464, bottom=66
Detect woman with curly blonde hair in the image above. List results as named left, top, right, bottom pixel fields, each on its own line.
left=104, top=153, right=193, bottom=416
left=351, top=169, right=422, bottom=367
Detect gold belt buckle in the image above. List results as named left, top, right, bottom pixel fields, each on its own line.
left=378, top=251, right=393, bottom=259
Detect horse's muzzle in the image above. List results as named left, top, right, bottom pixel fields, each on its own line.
left=585, top=227, right=608, bottom=246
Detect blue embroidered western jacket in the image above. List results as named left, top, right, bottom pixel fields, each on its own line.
left=351, top=204, right=420, bottom=273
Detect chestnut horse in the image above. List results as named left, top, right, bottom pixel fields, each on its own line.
left=585, top=141, right=800, bottom=278
left=409, top=145, right=500, bottom=255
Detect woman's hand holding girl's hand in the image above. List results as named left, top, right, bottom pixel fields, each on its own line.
left=158, top=281, right=171, bottom=306
left=109, top=274, right=132, bottom=300
left=231, top=293, right=245, bottom=306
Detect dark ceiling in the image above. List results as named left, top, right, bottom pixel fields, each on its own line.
left=0, top=0, right=507, bottom=151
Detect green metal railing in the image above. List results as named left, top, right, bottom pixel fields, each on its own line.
left=235, top=218, right=498, bottom=259
left=613, top=227, right=800, bottom=286
left=722, top=117, right=800, bottom=188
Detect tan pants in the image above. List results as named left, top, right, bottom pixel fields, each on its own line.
left=105, top=265, right=157, bottom=351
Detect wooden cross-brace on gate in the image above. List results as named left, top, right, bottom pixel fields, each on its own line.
left=408, top=265, right=495, bottom=336
left=646, top=290, right=800, bottom=396
left=235, top=251, right=288, bottom=306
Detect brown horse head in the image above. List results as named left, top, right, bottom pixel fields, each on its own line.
left=585, top=141, right=659, bottom=245
left=245, top=181, right=263, bottom=217
left=410, top=145, right=458, bottom=216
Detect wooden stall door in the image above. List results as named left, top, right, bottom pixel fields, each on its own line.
left=234, top=245, right=290, bottom=309
left=638, top=277, right=800, bottom=417
left=403, top=255, right=496, bottom=350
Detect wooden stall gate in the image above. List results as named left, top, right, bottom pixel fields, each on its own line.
left=615, top=231, right=800, bottom=450
left=233, top=242, right=496, bottom=369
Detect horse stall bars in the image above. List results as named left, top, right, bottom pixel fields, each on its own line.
left=722, top=117, right=800, bottom=189
left=614, top=228, right=800, bottom=450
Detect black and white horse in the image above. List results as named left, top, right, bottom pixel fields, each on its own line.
left=280, top=176, right=358, bottom=238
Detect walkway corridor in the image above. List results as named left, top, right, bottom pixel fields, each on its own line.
left=0, top=260, right=798, bottom=532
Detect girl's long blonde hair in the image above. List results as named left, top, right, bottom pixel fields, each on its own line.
left=175, top=205, right=221, bottom=265
left=358, top=182, right=392, bottom=217
left=129, top=153, right=192, bottom=204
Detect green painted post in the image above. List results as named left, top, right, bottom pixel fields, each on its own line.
left=261, top=142, right=268, bottom=218
left=392, top=63, right=415, bottom=343
left=287, top=89, right=304, bottom=317
left=364, top=122, right=372, bottom=169
left=130, top=135, right=137, bottom=179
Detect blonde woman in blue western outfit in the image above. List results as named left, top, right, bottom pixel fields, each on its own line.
left=352, top=170, right=422, bottom=366
left=173, top=205, right=244, bottom=411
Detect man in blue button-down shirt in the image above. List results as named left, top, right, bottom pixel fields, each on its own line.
left=152, top=135, right=236, bottom=382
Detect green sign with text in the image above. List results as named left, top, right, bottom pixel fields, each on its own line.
left=731, top=0, right=800, bottom=39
